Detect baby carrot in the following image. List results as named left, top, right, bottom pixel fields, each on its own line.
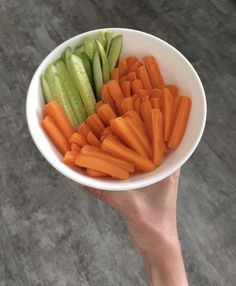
left=168, top=96, right=192, bottom=149
left=150, top=109, right=164, bottom=165
left=129, top=61, right=142, bottom=73
left=131, top=79, right=144, bottom=94
left=86, top=168, right=108, bottom=177
left=126, top=72, right=137, bottom=82
left=165, top=84, right=179, bottom=97
left=63, top=150, right=79, bottom=164
left=102, top=136, right=155, bottom=172
left=118, top=58, right=128, bottom=78
left=137, top=65, right=152, bottom=89
left=101, top=83, right=118, bottom=113
left=162, top=88, right=174, bottom=141
left=69, top=132, right=88, bottom=147
left=96, top=101, right=104, bottom=111
left=86, top=131, right=100, bottom=147
left=80, top=145, right=134, bottom=173
left=75, top=154, right=129, bottom=180
left=120, top=81, right=131, bottom=97
left=150, top=98, right=161, bottom=109
left=97, top=103, right=117, bottom=125
left=149, top=88, right=163, bottom=99
left=42, top=116, right=70, bottom=155
left=121, top=97, right=133, bottom=114
left=126, top=56, right=139, bottom=69
left=111, top=68, right=120, bottom=82
left=71, top=143, right=81, bottom=152
left=107, top=80, right=124, bottom=114
left=44, top=101, right=74, bottom=141
left=140, top=100, right=152, bottom=140
left=76, top=123, right=90, bottom=136
left=143, top=56, right=164, bottom=88
left=86, top=113, right=106, bottom=138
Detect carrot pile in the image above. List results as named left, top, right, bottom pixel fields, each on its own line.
left=41, top=55, right=192, bottom=180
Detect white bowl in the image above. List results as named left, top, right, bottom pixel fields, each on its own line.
left=26, top=28, right=207, bottom=191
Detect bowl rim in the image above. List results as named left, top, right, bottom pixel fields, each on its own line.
left=26, top=27, right=207, bottom=191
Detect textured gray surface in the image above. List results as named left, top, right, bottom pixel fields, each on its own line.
left=0, top=0, right=236, bottom=285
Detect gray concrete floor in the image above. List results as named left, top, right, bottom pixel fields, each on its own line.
left=0, top=0, right=235, bottom=285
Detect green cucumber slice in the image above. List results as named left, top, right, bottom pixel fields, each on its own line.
left=54, top=60, right=86, bottom=123
left=107, top=35, right=122, bottom=71
left=105, top=31, right=113, bottom=55
left=93, top=50, right=103, bottom=101
left=74, top=50, right=94, bottom=90
left=41, top=74, right=54, bottom=103
left=44, top=64, right=78, bottom=127
left=84, top=36, right=95, bottom=61
left=96, top=40, right=110, bottom=83
left=69, top=54, right=96, bottom=115
left=98, top=31, right=107, bottom=50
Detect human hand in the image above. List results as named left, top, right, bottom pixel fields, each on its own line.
left=85, top=170, right=188, bottom=286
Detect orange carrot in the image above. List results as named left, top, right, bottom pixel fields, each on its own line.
left=150, top=98, right=161, bottom=109
left=102, top=136, right=155, bottom=172
left=120, top=81, right=131, bottom=97
left=87, top=131, right=100, bottom=147
left=118, top=58, right=128, bottom=78
left=126, top=72, right=137, bottom=82
left=162, top=88, right=174, bottom=141
left=125, top=110, right=145, bottom=131
left=111, top=68, right=119, bottom=82
left=149, top=88, right=163, bottom=99
left=71, top=143, right=81, bottom=152
left=131, top=79, right=144, bottom=94
left=96, top=101, right=104, bottom=111
left=141, top=95, right=150, bottom=103
left=97, top=103, right=117, bottom=125
left=129, top=61, right=142, bottom=73
left=44, top=101, right=74, bottom=140
left=143, top=56, right=164, bottom=88
left=168, top=96, right=192, bottom=149
left=86, top=168, right=108, bottom=177
left=81, top=145, right=134, bottom=173
left=119, top=76, right=127, bottom=84
left=121, top=97, right=133, bottom=114
left=150, top=109, right=164, bottom=165
left=75, top=154, right=129, bottom=180
left=69, top=132, right=88, bottom=147
left=101, top=84, right=118, bottom=113
left=77, top=123, right=90, bottom=136
left=63, top=150, right=79, bottom=164
left=86, top=113, right=106, bottom=138
left=136, top=89, right=149, bottom=98
left=110, top=117, right=149, bottom=158
left=126, top=56, right=139, bottom=69
left=133, top=96, right=141, bottom=115
left=137, top=65, right=152, bottom=89
left=165, top=84, right=179, bottom=97
left=107, top=80, right=124, bottom=114
left=42, top=116, right=70, bottom=155
left=100, top=127, right=113, bottom=141
left=124, top=116, right=153, bottom=159
left=173, top=95, right=182, bottom=120
left=140, top=100, right=152, bottom=140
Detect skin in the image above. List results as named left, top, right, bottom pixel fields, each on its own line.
left=85, top=170, right=188, bottom=286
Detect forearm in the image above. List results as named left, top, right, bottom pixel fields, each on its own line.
left=142, top=236, right=188, bottom=286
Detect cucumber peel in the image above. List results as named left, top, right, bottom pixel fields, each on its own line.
left=74, top=50, right=94, bottom=90
left=54, top=60, right=86, bottom=123
left=69, top=54, right=96, bottom=115
left=44, top=64, right=78, bottom=127
left=93, top=50, right=103, bottom=101
left=84, top=36, right=95, bottom=61
left=107, top=35, right=122, bottom=71
left=41, top=74, right=54, bottom=103
left=96, top=40, right=110, bottom=83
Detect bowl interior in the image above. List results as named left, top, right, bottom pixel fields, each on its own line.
left=26, top=28, right=206, bottom=191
